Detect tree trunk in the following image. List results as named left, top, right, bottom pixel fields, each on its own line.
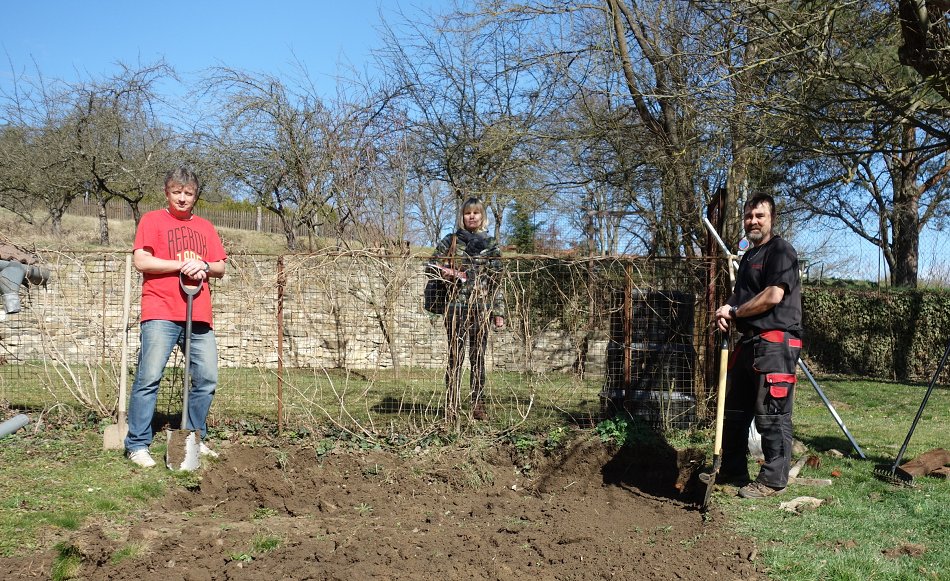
left=97, top=196, right=111, bottom=246
left=49, top=209, right=64, bottom=236
left=889, top=124, right=922, bottom=288
left=278, top=212, right=298, bottom=251
left=891, top=176, right=920, bottom=288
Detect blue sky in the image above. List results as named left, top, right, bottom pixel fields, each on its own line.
left=1, top=2, right=945, bottom=280
left=0, top=0, right=442, bottom=96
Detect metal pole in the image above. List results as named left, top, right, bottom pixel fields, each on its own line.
left=623, top=261, right=632, bottom=391
left=797, top=358, right=866, bottom=459
left=702, top=215, right=737, bottom=285
left=888, top=339, right=950, bottom=470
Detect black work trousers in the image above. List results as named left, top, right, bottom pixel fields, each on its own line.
left=721, top=330, right=801, bottom=488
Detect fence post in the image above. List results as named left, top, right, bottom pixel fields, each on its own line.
left=623, top=261, right=633, bottom=388
left=277, top=255, right=285, bottom=434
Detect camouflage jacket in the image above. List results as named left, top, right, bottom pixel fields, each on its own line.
left=432, top=229, right=505, bottom=317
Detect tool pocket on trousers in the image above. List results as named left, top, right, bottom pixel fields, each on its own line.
left=764, top=372, right=796, bottom=414
left=752, top=336, right=786, bottom=374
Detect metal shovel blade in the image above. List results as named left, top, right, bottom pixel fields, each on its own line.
left=165, top=428, right=201, bottom=471
left=102, top=420, right=128, bottom=450
left=699, top=458, right=721, bottom=509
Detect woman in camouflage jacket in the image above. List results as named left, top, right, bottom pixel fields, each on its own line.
left=433, top=198, right=505, bottom=421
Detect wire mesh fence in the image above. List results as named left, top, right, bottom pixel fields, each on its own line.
left=0, top=251, right=725, bottom=436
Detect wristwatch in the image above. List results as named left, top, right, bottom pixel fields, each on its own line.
left=729, top=305, right=739, bottom=319
left=202, top=260, right=211, bottom=273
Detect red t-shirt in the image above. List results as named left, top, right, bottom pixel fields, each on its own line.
left=133, top=209, right=227, bottom=326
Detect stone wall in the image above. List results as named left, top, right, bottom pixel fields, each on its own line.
left=1, top=252, right=610, bottom=377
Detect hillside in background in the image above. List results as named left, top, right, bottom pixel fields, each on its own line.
left=0, top=209, right=290, bottom=255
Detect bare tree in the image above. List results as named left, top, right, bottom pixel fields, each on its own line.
left=203, top=68, right=333, bottom=250
left=465, top=1, right=794, bottom=259
left=752, top=1, right=950, bottom=286
left=0, top=74, right=83, bottom=234
left=559, top=91, right=660, bottom=255
left=377, top=4, right=560, bottom=240
left=0, top=124, right=36, bottom=221
left=204, top=67, right=396, bottom=251
left=70, top=62, right=176, bottom=241
left=1, top=61, right=176, bottom=238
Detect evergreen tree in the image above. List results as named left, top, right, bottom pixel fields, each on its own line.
left=508, top=200, right=540, bottom=253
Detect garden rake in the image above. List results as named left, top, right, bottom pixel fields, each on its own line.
left=874, top=339, right=950, bottom=486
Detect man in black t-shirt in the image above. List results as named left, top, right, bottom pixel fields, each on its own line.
left=714, top=193, right=802, bottom=499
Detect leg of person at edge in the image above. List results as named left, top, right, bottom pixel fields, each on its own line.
left=123, top=167, right=228, bottom=468
left=714, top=192, right=803, bottom=499
left=435, top=197, right=506, bottom=421
left=0, top=241, right=50, bottom=315
left=0, top=261, right=28, bottom=314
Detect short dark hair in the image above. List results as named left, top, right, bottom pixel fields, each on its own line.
left=164, top=167, right=200, bottom=192
left=744, top=193, right=776, bottom=220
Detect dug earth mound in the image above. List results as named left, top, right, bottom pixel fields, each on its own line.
left=9, top=433, right=766, bottom=580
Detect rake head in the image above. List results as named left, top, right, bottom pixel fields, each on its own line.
left=873, top=463, right=915, bottom=487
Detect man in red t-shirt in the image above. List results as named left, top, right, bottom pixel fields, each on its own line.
left=124, top=167, right=227, bottom=468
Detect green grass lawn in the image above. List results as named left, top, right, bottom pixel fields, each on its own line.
left=718, top=378, right=950, bottom=581
left=0, top=424, right=168, bottom=558
left=1, top=362, right=607, bottom=435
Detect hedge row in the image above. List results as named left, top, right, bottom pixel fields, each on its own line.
left=803, top=286, right=950, bottom=382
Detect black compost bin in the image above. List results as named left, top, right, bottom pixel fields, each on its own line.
left=602, top=289, right=696, bottom=429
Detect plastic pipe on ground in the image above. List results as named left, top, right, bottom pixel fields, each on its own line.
left=0, top=414, right=30, bottom=437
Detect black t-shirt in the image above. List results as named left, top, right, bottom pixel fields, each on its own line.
left=733, top=235, right=802, bottom=335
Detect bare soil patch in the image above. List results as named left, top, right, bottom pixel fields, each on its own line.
left=6, top=434, right=766, bottom=580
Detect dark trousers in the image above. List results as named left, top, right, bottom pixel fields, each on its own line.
left=445, top=305, right=489, bottom=411
left=721, top=331, right=801, bottom=488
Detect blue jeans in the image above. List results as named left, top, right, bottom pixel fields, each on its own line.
left=124, top=319, right=218, bottom=452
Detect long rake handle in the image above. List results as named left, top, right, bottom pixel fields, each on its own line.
left=797, top=358, right=865, bottom=459
left=891, top=339, right=950, bottom=470
left=700, top=335, right=729, bottom=509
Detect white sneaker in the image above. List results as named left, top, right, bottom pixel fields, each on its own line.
left=199, top=443, right=219, bottom=458
left=128, top=449, right=156, bottom=468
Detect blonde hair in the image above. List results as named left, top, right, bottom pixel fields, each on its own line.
left=457, top=197, right=488, bottom=232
